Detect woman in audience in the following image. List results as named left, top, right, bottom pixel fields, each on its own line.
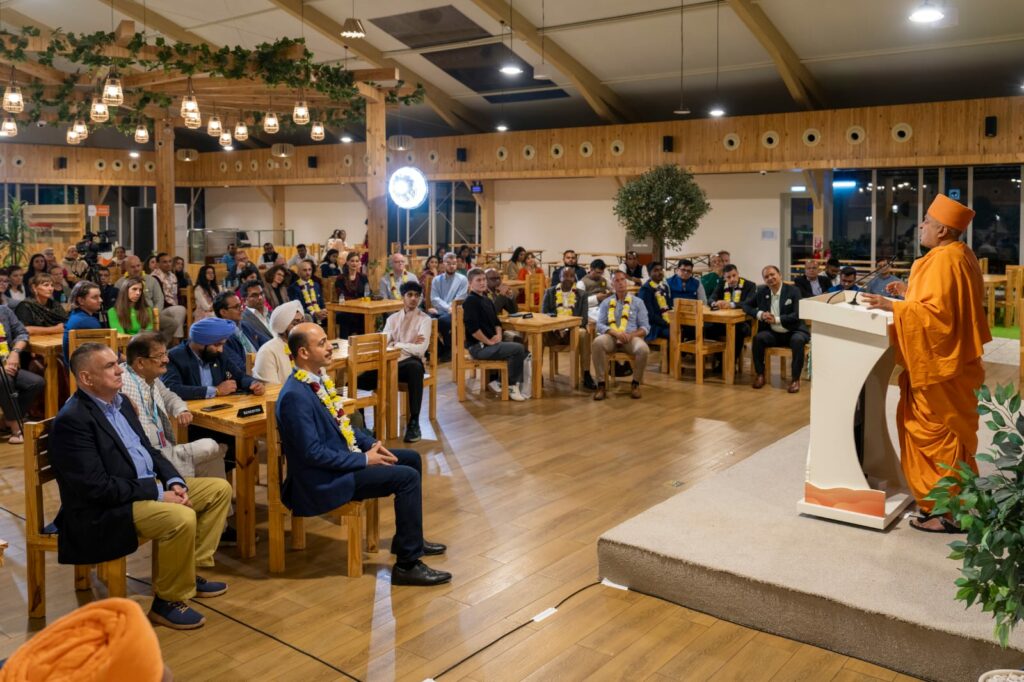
left=172, top=256, right=192, bottom=304
left=193, top=265, right=220, bottom=322
left=505, top=246, right=526, bottom=280
left=7, top=265, right=26, bottom=305
left=326, top=229, right=350, bottom=255
left=15, top=273, right=67, bottom=335
left=26, top=253, right=48, bottom=296
left=516, top=252, right=543, bottom=280
left=144, top=255, right=158, bottom=275
left=0, top=267, right=11, bottom=305
left=110, top=245, right=127, bottom=270
left=264, top=265, right=292, bottom=309
left=419, top=255, right=439, bottom=298
left=107, top=277, right=154, bottom=334
left=336, top=251, right=368, bottom=337
left=320, top=248, right=342, bottom=278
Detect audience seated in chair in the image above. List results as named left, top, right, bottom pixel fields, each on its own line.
left=0, top=302, right=43, bottom=444
left=700, top=254, right=725, bottom=298
left=618, top=250, right=649, bottom=286
left=578, top=259, right=611, bottom=323
left=794, top=258, right=831, bottom=298
left=865, top=258, right=904, bottom=297
left=288, top=260, right=328, bottom=327
left=63, top=281, right=104, bottom=364
left=428, top=252, right=468, bottom=363
left=213, top=291, right=270, bottom=377
left=593, top=270, right=651, bottom=401
left=15, top=273, right=68, bottom=337
left=241, top=280, right=274, bottom=339
left=541, top=266, right=596, bottom=389
left=463, top=268, right=527, bottom=401
left=667, top=259, right=707, bottom=304
left=380, top=252, right=416, bottom=301
left=744, top=265, right=809, bottom=394
left=551, top=249, right=587, bottom=283
left=108, top=277, right=155, bottom=335
left=253, top=300, right=305, bottom=385
left=825, top=257, right=842, bottom=286
left=381, top=281, right=432, bottom=442
left=709, top=264, right=756, bottom=365
left=827, top=266, right=861, bottom=293
left=636, top=262, right=673, bottom=342
left=276, top=322, right=451, bottom=586
left=151, top=252, right=187, bottom=344
left=116, top=256, right=184, bottom=346
left=51, top=343, right=232, bottom=629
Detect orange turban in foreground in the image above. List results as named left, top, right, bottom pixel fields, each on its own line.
left=0, top=598, right=164, bottom=682
left=927, top=193, right=975, bottom=231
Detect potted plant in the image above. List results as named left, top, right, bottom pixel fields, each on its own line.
left=612, top=164, right=711, bottom=263
left=0, top=197, right=29, bottom=267
left=927, top=384, right=1024, bottom=680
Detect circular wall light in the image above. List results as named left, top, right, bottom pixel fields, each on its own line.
left=388, top=166, right=429, bottom=209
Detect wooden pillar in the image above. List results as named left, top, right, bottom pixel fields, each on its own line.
left=803, top=169, right=832, bottom=258
left=467, top=180, right=495, bottom=251
left=154, top=119, right=176, bottom=256
left=272, top=186, right=286, bottom=243
left=363, top=86, right=387, bottom=278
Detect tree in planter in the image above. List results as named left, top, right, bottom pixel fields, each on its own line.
left=612, top=165, right=711, bottom=262
left=929, top=383, right=1024, bottom=647
left=0, top=198, right=29, bottom=267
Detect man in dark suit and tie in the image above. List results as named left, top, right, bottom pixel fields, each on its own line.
left=743, top=265, right=810, bottom=394
left=276, top=322, right=451, bottom=586
left=793, top=259, right=832, bottom=299
left=51, top=343, right=232, bottom=629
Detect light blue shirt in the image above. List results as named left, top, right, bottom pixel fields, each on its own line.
left=379, top=272, right=416, bottom=301
left=191, top=347, right=218, bottom=399
left=866, top=274, right=903, bottom=297
left=596, top=293, right=650, bottom=335
left=83, top=390, right=184, bottom=493
left=430, top=272, right=468, bottom=314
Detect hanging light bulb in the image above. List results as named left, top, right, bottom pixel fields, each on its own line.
left=340, top=0, right=366, bottom=38
left=180, top=77, right=199, bottom=117
left=134, top=123, right=149, bottom=144
left=66, top=127, right=81, bottom=145
left=234, top=118, right=249, bottom=141
left=311, top=120, right=325, bottom=141
left=183, top=110, right=202, bottom=129
left=218, top=130, right=233, bottom=147
left=264, top=110, right=279, bottom=134
left=102, top=75, right=123, bottom=106
left=293, top=99, right=310, bottom=125
left=1, top=116, right=17, bottom=137
left=90, top=97, right=109, bottom=123
left=207, top=114, right=223, bottom=137
left=2, top=85, right=22, bottom=114
left=73, top=119, right=89, bottom=140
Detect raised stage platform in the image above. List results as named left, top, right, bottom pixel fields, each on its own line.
left=597, top=425, right=1023, bottom=682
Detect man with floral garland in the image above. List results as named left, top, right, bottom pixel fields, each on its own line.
left=591, top=270, right=650, bottom=401
left=288, top=259, right=328, bottom=327
left=636, top=262, right=673, bottom=343
left=709, top=263, right=756, bottom=366
left=541, top=267, right=596, bottom=390
left=276, top=322, right=451, bottom=586
left=378, top=253, right=417, bottom=301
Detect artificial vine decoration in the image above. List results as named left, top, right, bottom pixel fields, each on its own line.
left=0, top=27, right=425, bottom=138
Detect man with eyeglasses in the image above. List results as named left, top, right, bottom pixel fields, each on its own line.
left=213, top=290, right=270, bottom=376
left=241, top=280, right=273, bottom=340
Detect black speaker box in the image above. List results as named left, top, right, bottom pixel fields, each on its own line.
left=456, top=147, right=467, bottom=162
left=984, top=116, right=997, bottom=138
left=54, top=156, right=68, bottom=170
left=307, top=156, right=318, bottom=168
left=662, top=136, right=674, bottom=152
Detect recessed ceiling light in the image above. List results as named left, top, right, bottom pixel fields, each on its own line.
left=708, top=107, right=725, bottom=117
left=340, top=135, right=353, bottom=143
left=499, top=64, right=523, bottom=75
left=496, top=123, right=508, bottom=132
left=908, top=0, right=944, bottom=23
left=129, top=151, right=140, bottom=158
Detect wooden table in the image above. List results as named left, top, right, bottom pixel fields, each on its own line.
left=326, top=299, right=403, bottom=338
left=29, top=332, right=131, bottom=418
left=501, top=313, right=582, bottom=397
left=983, top=274, right=1007, bottom=327
left=669, top=306, right=748, bottom=384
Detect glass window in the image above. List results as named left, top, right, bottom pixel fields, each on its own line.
left=830, top=171, right=872, bottom=261
left=874, top=169, right=918, bottom=263
left=788, top=197, right=814, bottom=274
left=919, top=169, right=939, bottom=256
left=944, top=167, right=968, bottom=206
left=37, top=185, right=66, bottom=205
left=972, top=165, right=1021, bottom=273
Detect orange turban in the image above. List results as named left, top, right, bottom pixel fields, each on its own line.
left=0, top=598, right=164, bottom=682
left=927, top=194, right=975, bottom=231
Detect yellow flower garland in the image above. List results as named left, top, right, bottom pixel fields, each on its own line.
left=389, top=272, right=412, bottom=298
left=649, top=281, right=671, bottom=322
left=722, top=278, right=747, bottom=303
left=293, top=368, right=357, bottom=451
left=298, top=279, right=321, bottom=313
left=0, top=321, right=8, bottom=357
left=607, top=294, right=632, bottom=333
left=554, top=289, right=576, bottom=317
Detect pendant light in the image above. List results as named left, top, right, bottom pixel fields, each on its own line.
left=218, top=130, right=233, bottom=148
left=66, top=127, right=81, bottom=145
left=102, top=75, right=123, bottom=106
left=207, top=113, right=223, bottom=137
left=180, top=76, right=199, bottom=117
left=499, top=4, right=522, bottom=76
left=183, top=110, right=202, bottom=129
left=0, top=116, right=17, bottom=137
left=90, top=96, right=109, bottom=123
left=708, top=0, right=725, bottom=118
left=311, top=119, right=325, bottom=141
left=264, top=110, right=280, bottom=134
left=908, top=0, right=944, bottom=23
left=134, top=122, right=150, bottom=144
left=2, top=66, right=23, bottom=113
left=293, top=96, right=310, bottom=125
left=340, top=0, right=366, bottom=38
left=534, top=0, right=550, bottom=80
left=234, top=113, right=249, bottom=141
left=673, top=0, right=690, bottom=115
left=73, top=118, right=89, bottom=141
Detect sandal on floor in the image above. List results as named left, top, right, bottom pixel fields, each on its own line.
left=8, top=433, right=24, bottom=445
left=909, top=513, right=965, bottom=534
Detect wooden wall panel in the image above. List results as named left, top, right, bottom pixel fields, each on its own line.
left=0, top=142, right=158, bottom=186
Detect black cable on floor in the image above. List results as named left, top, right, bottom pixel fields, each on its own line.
left=0, top=503, right=27, bottom=522
left=126, top=574, right=363, bottom=682
left=430, top=580, right=602, bottom=680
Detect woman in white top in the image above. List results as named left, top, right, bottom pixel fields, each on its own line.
left=381, top=279, right=432, bottom=443
left=7, top=265, right=26, bottom=306
left=193, top=265, right=219, bottom=321
left=326, top=229, right=350, bottom=257
left=253, top=300, right=304, bottom=384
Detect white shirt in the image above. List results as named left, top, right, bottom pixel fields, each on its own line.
left=758, top=287, right=787, bottom=333
left=253, top=336, right=291, bottom=385
left=382, top=308, right=431, bottom=362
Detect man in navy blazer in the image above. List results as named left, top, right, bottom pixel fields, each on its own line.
left=742, top=265, right=810, bottom=394
left=276, top=322, right=451, bottom=587
left=288, top=259, right=328, bottom=326
left=51, top=343, right=232, bottom=629
left=212, top=290, right=270, bottom=374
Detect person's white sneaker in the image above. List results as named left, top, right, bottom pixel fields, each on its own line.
left=509, top=386, right=527, bottom=401
left=488, top=380, right=502, bottom=394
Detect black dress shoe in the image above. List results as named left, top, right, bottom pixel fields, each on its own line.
left=423, top=541, right=447, bottom=555
left=391, top=561, right=452, bottom=586
left=582, top=373, right=597, bottom=390
left=403, top=421, right=421, bottom=443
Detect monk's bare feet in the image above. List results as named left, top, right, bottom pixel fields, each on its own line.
left=910, top=516, right=946, bottom=531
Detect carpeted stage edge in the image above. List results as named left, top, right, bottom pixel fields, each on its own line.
left=598, top=426, right=1024, bottom=682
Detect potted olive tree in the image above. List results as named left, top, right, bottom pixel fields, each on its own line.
left=612, top=164, right=711, bottom=263
left=927, top=384, right=1024, bottom=680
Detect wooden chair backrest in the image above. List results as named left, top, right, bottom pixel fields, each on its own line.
left=23, top=420, right=55, bottom=541
left=266, top=399, right=285, bottom=510
left=68, top=327, right=119, bottom=393
left=525, top=272, right=547, bottom=310
left=152, top=307, right=160, bottom=330
left=674, top=298, right=705, bottom=329
left=422, top=275, right=432, bottom=310
left=978, top=257, right=990, bottom=274
left=427, top=318, right=439, bottom=377
left=246, top=352, right=255, bottom=375
left=184, top=286, right=194, bottom=330
left=213, top=262, right=227, bottom=285
left=346, top=333, right=386, bottom=397
left=451, top=299, right=465, bottom=356
left=322, top=276, right=337, bottom=305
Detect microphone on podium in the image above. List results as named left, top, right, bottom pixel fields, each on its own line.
left=826, top=255, right=896, bottom=305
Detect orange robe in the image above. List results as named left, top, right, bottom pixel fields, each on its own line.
left=891, top=241, right=991, bottom=512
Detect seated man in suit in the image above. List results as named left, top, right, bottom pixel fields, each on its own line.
left=709, top=264, right=756, bottom=366
left=794, top=259, right=831, bottom=298
left=277, top=322, right=451, bottom=586
left=743, top=265, right=810, bottom=394
left=379, top=253, right=416, bottom=301
left=288, top=260, right=328, bottom=327
left=592, top=270, right=650, bottom=401
left=827, top=266, right=861, bottom=293
left=213, top=290, right=270, bottom=374
left=241, top=280, right=274, bottom=340
left=51, top=343, right=232, bottom=629
left=636, top=262, right=672, bottom=342
left=541, top=266, right=596, bottom=390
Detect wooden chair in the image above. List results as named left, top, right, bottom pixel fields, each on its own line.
left=68, top=328, right=119, bottom=393
left=399, top=318, right=438, bottom=423
left=152, top=307, right=160, bottom=330
left=422, top=275, right=433, bottom=312
left=322, top=276, right=337, bottom=305
left=546, top=326, right=583, bottom=387
left=670, top=299, right=725, bottom=384
left=346, top=333, right=387, bottom=436
left=246, top=352, right=255, bottom=375
left=996, top=265, right=1024, bottom=327
left=603, top=351, right=637, bottom=388
left=213, top=262, right=228, bottom=285
left=184, top=286, right=194, bottom=331
left=523, top=272, right=547, bottom=312
left=266, top=400, right=378, bottom=575
left=452, top=299, right=509, bottom=401
left=647, top=337, right=670, bottom=374
left=979, top=257, right=990, bottom=274
left=24, top=420, right=132, bottom=617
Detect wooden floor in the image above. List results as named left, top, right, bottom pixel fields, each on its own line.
left=1, top=354, right=1012, bottom=681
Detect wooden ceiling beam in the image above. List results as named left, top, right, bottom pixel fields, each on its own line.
left=267, top=0, right=488, bottom=133
left=95, top=0, right=217, bottom=48
left=726, top=0, right=826, bottom=109
left=467, top=0, right=634, bottom=124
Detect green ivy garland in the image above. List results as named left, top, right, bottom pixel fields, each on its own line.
left=0, top=26, right=424, bottom=139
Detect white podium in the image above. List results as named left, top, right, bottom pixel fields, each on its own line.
left=797, top=290, right=913, bottom=529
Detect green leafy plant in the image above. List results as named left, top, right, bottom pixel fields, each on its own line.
left=612, top=164, right=711, bottom=261
left=928, top=383, right=1024, bottom=648
left=0, top=197, right=29, bottom=267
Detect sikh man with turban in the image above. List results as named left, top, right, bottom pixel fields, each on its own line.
left=863, top=194, right=990, bottom=532
left=253, top=300, right=305, bottom=384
